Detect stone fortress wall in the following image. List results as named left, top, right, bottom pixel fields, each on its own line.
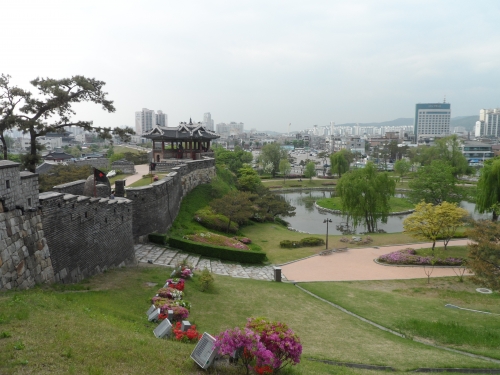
left=0, top=158, right=216, bottom=291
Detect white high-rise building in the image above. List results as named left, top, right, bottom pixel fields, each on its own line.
left=135, top=108, right=155, bottom=135
left=155, top=110, right=167, bottom=127
left=203, top=112, right=214, bottom=131
left=414, top=102, right=451, bottom=141
left=475, top=108, right=500, bottom=137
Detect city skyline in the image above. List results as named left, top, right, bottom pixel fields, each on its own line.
left=3, top=1, right=500, bottom=132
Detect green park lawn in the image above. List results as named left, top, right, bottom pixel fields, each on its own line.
left=241, top=223, right=416, bottom=264
left=316, top=196, right=415, bottom=212
left=1, top=267, right=498, bottom=374
left=300, top=277, right=500, bottom=360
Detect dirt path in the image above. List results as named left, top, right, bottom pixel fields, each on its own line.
left=281, top=239, right=470, bottom=282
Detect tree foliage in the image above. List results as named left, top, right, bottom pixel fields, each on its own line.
left=0, top=74, right=135, bottom=172
left=210, top=191, right=255, bottom=232
left=38, top=164, right=93, bottom=193
left=279, top=159, right=291, bottom=183
left=394, top=159, right=411, bottom=180
left=467, top=220, right=500, bottom=291
left=329, top=150, right=351, bottom=177
left=214, top=146, right=253, bottom=174
left=408, top=160, right=463, bottom=205
left=237, top=165, right=262, bottom=193
left=255, top=191, right=296, bottom=220
left=260, top=143, right=287, bottom=178
left=336, top=162, right=396, bottom=233
left=0, top=74, right=28, bottom=159
left=476, top=157, right=500, bottom=221
left=304, top=161, right=316, bottom=181
left=403, top=201, right=468, bottom=254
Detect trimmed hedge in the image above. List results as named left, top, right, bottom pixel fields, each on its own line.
left=149, top=233, right=168, bottom=245
left=280, top=237, right=325, bottom=248
left=169, top=236, right=267, bottom=264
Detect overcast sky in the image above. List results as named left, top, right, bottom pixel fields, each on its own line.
left=3, top=0, right=500, bottom=132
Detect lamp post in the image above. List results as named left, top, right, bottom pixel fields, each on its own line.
left=323, top=218, right=332, bottom=249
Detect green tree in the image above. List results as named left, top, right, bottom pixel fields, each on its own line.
left=260, top=143, right=287, bottom=178
left=214, top=146, right=253, bottom=174
left=330, top=150, right=350, bottom=177
left=476, top=157, right=500, bottom=221
left=3, top=74, right=134, bottom=172
left=394, top=159, right=411, bottom=182
left=435, top=135, right=470, bottom=176
left=304, top=161, right=316, bottom=181
left=404, top=201, right=468, bottom=254
left=38, top=164, right=93, bottom=192
left=279, top=159, right=291, bottom=183
left=210, top=191, right=255, bottom=232
left=408, top=160, right=462, bottom=205
left=0, top=74, right=28, bottom=159
left=255, top=190, right=296, bottom=220
left=467, top=220, right=500, bottom=291
left=237, top=165, right=262, bottom=193
left=336, top=162, right=396, bottom=233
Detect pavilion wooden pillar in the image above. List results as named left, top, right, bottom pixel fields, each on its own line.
left=152, top=140, right=156, bottom=161
left=162, top=141, right=165, bottom=159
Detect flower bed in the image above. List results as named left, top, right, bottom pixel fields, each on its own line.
left=377, top=248, right=465, bottom=266
left=185, top=232, right=249, bottom=250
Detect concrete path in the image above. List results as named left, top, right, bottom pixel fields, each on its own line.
left=135, top=244, right=286, bottom=281
left=281, top=239, right=470, bottom=282
left=123, top=164, right=150, bottom=186
left=135, top=240, right=470, bottom=283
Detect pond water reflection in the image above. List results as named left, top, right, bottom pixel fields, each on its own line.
left=279, top=190, right=487, bottom=235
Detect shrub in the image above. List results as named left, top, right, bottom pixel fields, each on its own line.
left=299, top=237, right=325, bottom=247
left=169, top=236, right=266, bottom=264
left=148, top=233, right=168, bottom=245
left=172, top=322, right=201, bottom=342
left=194, top=207, right=238, bottom=233
left=197, top=268, right=215, bottom=292
left=185, top=232, right=249, bottom=250
left=274, top=217, right=289, bottom=227
left=279, top=240, right=300, bottom=248
left=377, top=248, right=465, bottom=266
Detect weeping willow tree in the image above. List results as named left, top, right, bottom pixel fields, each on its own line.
left=336, top=162, right=396, bottom=232
left=476, top=157, right=500, bottom=221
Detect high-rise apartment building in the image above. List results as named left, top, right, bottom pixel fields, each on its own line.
left=216, top=122, right=244, bottom=137
left=203, top=112, right=214, bottom=131
left=414, top=103, right=451, bottom=141
left=475, top=108, right=500, bottom=137
left=155, top=110, right=167, bottom=127
left=135, top=108, right=155, bottom=135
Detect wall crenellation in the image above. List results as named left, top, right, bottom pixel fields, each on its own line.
left=1, top=157, right=215, bottom=291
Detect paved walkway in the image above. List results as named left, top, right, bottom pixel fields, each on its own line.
left=135, top=244, right=286, bottom=281
left=135, top=240, right=470, bottom=283
left=281, top=239, right=470, bottom=282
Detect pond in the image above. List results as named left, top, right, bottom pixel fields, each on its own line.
left=278, top=190, right=488, bottom=235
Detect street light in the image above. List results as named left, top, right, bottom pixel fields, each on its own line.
left=323, top=218, right=332, bottom=249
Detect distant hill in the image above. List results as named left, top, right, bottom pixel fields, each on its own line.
left=450, top=116, right=478, bottom=131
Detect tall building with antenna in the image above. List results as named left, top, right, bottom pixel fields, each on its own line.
left=413, top=100, right=451, bottom=142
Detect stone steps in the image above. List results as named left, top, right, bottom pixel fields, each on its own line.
left=133, top=244, right=286, bottom=281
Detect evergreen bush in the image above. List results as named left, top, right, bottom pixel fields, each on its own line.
left=194, top=207, right=239, bottom=233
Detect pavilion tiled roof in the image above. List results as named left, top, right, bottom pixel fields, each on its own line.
left=143, top=123, right=219, bottom=141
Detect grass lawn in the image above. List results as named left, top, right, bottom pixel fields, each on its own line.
left=316, top=196, right=414, bottom=213
left=128, top=174, right=168, bottom=187
left=113, top=145, right=146, bottom=154
left=107, top=173, right=132, bottom=186
left=300, top=278, right=500, bottom=360
left=415, top=245, right=468, bottom=259
left=262, top=178, right=337, bottom=189
left=241, top=223, right=416, bottom=264
left=1, top=267, right=498, bottom=374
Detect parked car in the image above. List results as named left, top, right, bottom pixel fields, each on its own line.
left=107, top=170, right=116, bottom=178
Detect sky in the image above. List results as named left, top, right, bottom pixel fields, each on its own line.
left=2, top=0, right=500, bottom=132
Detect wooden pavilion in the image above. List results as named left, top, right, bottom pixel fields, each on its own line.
left=143, top=119, right=220, bottom=162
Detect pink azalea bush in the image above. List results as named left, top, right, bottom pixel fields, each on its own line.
left=378, top=248, right=464, bottom=266
left=246, top=318, right=302, bottom=373
left=185, top=232, right=249, bottom=250
left=215, top=318, right=302, bottom=374
left=215, top=327, right=273, bottom=375
left=159, top=304, right=189, bottom=321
